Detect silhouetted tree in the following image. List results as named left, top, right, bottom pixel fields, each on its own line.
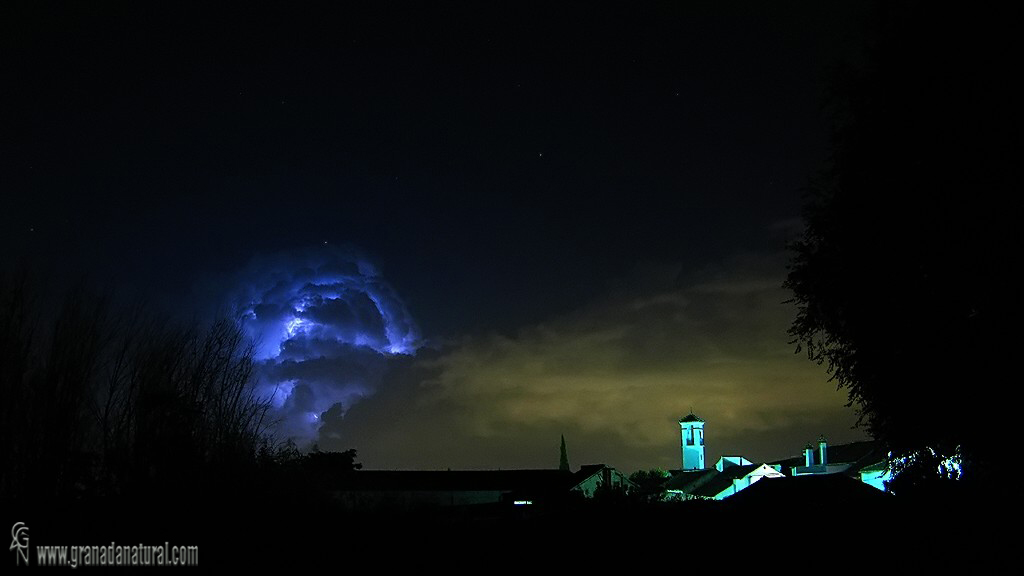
left=101, top=316, right=271, bottom=496
left=0, top=272, right=109, bottom=500
left=785, top=4, right=1018, bottom=496
left=302, top=445, right=362, bottom=472
left=628, top=469, right=669, bottom=503
left=0, top=271, right=275, bottom=501
left=559, top=434, right=569, bottom=472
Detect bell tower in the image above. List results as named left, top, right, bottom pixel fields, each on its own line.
left=679, top=413, right=705, bottom=470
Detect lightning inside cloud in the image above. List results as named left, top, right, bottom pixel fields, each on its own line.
left=229, top=247, right=420, bottom=446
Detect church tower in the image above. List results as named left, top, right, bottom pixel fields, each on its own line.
left=679, top=413, right=705, bottom=470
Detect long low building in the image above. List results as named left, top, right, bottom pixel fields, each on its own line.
left=327, top=465, right=634, bottom=510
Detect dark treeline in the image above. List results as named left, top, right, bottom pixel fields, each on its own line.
left=0, top=268, right=362, bottom=510
left=786, top=2, right=1019, bottom=498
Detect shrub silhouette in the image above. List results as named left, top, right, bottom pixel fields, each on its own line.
left=0, top=271, right=272, bottom=501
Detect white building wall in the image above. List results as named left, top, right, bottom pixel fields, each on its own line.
left=714, top=464, right=785, bottom=500
left=860, top=468, right=892, bottom=491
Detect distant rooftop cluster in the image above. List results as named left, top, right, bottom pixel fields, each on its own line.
left=315, top=414, right=891, bottom=513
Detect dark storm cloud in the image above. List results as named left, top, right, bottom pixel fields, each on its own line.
left=323, top=251, right=863, bottom=472
left=225, top=246, right=421, bottom=447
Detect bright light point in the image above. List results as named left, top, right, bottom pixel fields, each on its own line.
left=285, top=316, right=307, bottom=338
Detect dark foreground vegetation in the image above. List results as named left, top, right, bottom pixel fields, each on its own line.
left=785, top=3, right=1017, bottom=498
left=6, top=479, right=995, bottom=569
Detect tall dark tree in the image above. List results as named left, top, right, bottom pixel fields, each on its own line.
left=559, top=434, right=570, bottom=472
left=786, top=4, right=1019, bottom=495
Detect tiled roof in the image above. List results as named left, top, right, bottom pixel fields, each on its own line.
left=679, top=413, right=704, bottom=423
left=723, top=473, right=892, bottom=510
left=688, top=463, right=763, bottom=499
left=772, top=440, right=884, bottom=474
left=664, top=468, right=718, bottom=492
left=857, top=460, right=888, bottom=473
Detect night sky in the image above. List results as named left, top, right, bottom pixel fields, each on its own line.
left=3, top=2, right=875, bottom=473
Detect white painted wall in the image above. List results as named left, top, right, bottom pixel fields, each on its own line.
left=860, top=468, right=892, bottom=491
left=714, top=464, right=785, bottom=500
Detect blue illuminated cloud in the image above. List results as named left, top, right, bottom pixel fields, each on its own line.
left=228, top=247, right=421, bottom=447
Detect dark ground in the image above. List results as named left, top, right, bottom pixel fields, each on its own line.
left=6, top=486, right=1002, bottom=570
